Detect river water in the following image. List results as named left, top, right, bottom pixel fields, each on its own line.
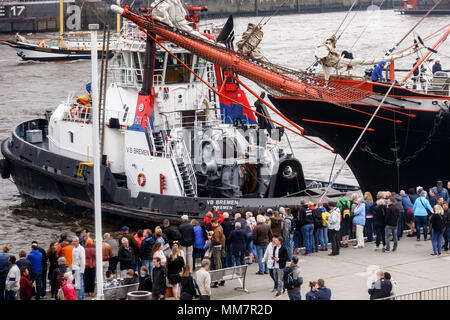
left=0, top=8, right=449, bottom=252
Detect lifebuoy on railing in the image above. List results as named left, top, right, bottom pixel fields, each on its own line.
left=70, top=106, right=79, bottom=119
left=137, top=173, right=146, bottom=186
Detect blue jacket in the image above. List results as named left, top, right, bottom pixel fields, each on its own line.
left=364, top=201, right=373, bottom=218
left=401, top=193, right=413, bottom=211
left=353, top=203, right=366, bottom=226
left=305, top=290, right=316, bottom=300
left=315, top=286, right=332, bottom=300
left=434, top=186, right=449, bottom=202
left=413, top=196, right=433, bottom=217
left=0, top=252, right=11, bottom=274
left=371, top=62, right=385, bottom=81
left=27, top=249, right=43, bottom=273
left=140, top=236, right=155, bottom=261
left=193, top=225, right=205, bottom=249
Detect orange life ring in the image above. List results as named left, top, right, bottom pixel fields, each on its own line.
left=137, top=173, right=146, bottom=186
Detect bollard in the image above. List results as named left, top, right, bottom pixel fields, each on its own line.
left=127, top=291, right=152, bottom=300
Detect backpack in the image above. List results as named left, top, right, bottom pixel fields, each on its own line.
left=312, top=211, right=323, bottom=229
left=286, top=216, right=295, bottom=234
left=55, top=268, right=65, bottom=291
left=340, top=200, right=351, bottom=219
left=283, top=267, right=298, bottom=290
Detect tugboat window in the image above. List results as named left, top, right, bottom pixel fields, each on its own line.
left=165, top=53, right=193, bottom=84
left=69, top=131, right=74, bottom=143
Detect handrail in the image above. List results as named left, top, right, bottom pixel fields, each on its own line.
left=376, top=283, right=450, bottom=300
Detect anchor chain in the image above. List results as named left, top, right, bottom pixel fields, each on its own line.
left=361, top=107, right=447, bottom=166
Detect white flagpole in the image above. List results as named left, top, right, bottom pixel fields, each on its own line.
left=89, top=23, right=104, bottom=300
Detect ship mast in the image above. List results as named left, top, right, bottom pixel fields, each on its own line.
left=59, top=0, right=63, bottom=47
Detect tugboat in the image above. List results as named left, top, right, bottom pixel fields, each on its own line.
left=0, top=13, right=357, bottom=223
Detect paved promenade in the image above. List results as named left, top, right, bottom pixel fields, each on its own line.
left=212, top=236, right=450, bottom=300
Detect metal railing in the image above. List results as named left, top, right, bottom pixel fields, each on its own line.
left=377, top=284, right=450, bottom=300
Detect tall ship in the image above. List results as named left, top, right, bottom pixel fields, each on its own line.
left=104, top=3, right=449, bottom=197
left=0, top=6, right=357, bottom=223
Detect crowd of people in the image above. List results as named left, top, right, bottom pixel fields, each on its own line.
left=0, top=180, right=448, bottom=301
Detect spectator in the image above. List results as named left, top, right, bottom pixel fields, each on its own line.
left=192, top=219, right=206, bottom=269
left=122, top=269, right=138, bottom=285
left=368, top=270, right=392, bottom=300
left=204, top=206, right=224, bottom=230
left=78, top=229, right=89, bottom=247
left=270, top=210, right=283, bottom=238
left=102, top=236, right=113, bottom=276
left=384, top=272, right=397, bottom=297
left=151, top=256, right=167, bottom=300
left=221, top=212, right=234, bottom=268
left=253, top=214, right=273, bottom=274
left=62, top=272, right=76, bottom=300
left=196, top=259, right=211, bottom=300
left=5, top=256, right=20, bottom=300
left=19, top=266, right=32, bottom=300
left=430, top=204, right=445, bottom=256
left=283, top=255, right=303, bottom=300
left=30, top=241, right=47, bottom=298
left=305, top=281, right=318, bottom=300
left=392, top=192, right=405, bottom=241
left=298, top=200, right=314, bottom=256
left=229, top=222, right=247, bottom=267
left=337, top=196, right=352, bottom=248
left=443, top=202, right=450, bottom=252
left=133, top=230, right=145, bottom=249
left=138, top=266, right=152, bottom=292
left=167, top=246, right=185, bottom=300
left=103, top=270, right=119, bottom=289
left=315, top=278, right=332, bottom=300
left=179, top=215, right=194, bottom=270
left=27, top=242, right=43, bottom=300
left=140, top=229, right=155, bottom=278
left=84, top=238, right=96, bottom=297
left=312, top=202, right=323, bottom=253
left=364, top=192, right=374, bottom=242
left=353, top=198, right=366, bottom=249
left=211, top=219, right=224, bottom=271
left=373, top=199, right=387, bottom=251
left=384, top=197, right=400, bottom=253
left=57, top=232, right=74, bottom=270
left=432, top=59, right=442, bottom=74
left=103, top=233, right=118, bottom=275
left=272, top=236, right=288, bottom=297
left=162, top=219, right=182, bottom=248
left=46, top=241, right=59, bottom=297
left=434, top=180, right=449, bottom=202
left=327, top=201, right=341, bottom=256
left=408, top=187, right=419, bottom=206
left=262, top=237, right=278, bottom=292
left=413, top=190, right=433, bottom=241
left=234, top=213, right=248, bottom=233
left=118, top=226, right=139, bottom=258
left=246, top=212, right=257, bottom=263
left=118, top=237, right=136, bottom=280
left=133, top=230, right=144, bottom=276
left=154, top=226, right=167, bottom=245
left=429, top=188, right=438, bottom=208
left=51, top=257, right=66, bottom=299
left=180, top=264, right=196, bottom=300
left=0, top=244, right=11, bottom=301
left=319, top=205, right=330, bottom=251
left=16, top=250, right=32, bottom=273
left=71, top=236, right=86, bottom=300
left=282, top=208, right=295, bottom=258
left=400, top=190, right=416, bottom=237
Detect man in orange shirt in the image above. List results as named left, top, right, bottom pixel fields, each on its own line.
left=56, top=233, right=74, bottom=271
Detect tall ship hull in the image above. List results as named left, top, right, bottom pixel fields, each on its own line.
left=269, top=80, right=450, bottom=195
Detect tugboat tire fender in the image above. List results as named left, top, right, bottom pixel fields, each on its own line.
left=0, top=159, right=11, bottom=179
left=137, top=173, right=146, bottom=186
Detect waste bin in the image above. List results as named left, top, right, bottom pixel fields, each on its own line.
left=126, top=291, right=152, bottom=300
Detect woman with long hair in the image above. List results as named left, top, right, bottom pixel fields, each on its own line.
left=364, top=192, right=374, bottom=242
left=84, top=238, right=96, bottom=296
left=180, top=264, right=196, bottom=300
left=46, top=241, right=59, bottom=298
left=430, top=204, right=445, bottom=256
left=167, top=246, right=185, bottom=300
left=151, top=242, right=167, bottom=267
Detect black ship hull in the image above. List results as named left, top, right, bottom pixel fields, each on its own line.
left=0, top=119, right=356, bottom=224
left=269, top=94, right=450, bottom=196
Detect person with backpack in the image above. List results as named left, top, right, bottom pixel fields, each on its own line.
left=312, top=203, right=323, bottom=253
left=51, top=257, right=67, bottom=300
left=283, top=255, right=303, bottom=300
left=352, top=199, right=366, bottom=249
left=162, top=219, right=182, bottom=248
left=337, top=196, right=352, bottom=248
left=281, top=208, right=295, bottom=260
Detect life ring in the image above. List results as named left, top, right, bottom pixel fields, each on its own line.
left=70, top=106, right=80, bottom=119
left=137, top=173, right=146, bottom=186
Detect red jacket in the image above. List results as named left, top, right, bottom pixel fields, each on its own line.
left=85, top=247, right=96, bottom=269
left=20, top=275, right=32, bottom=300
left=62, top=280, right=77, bottom=300
left=204, top=210, right=224, bottom=228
